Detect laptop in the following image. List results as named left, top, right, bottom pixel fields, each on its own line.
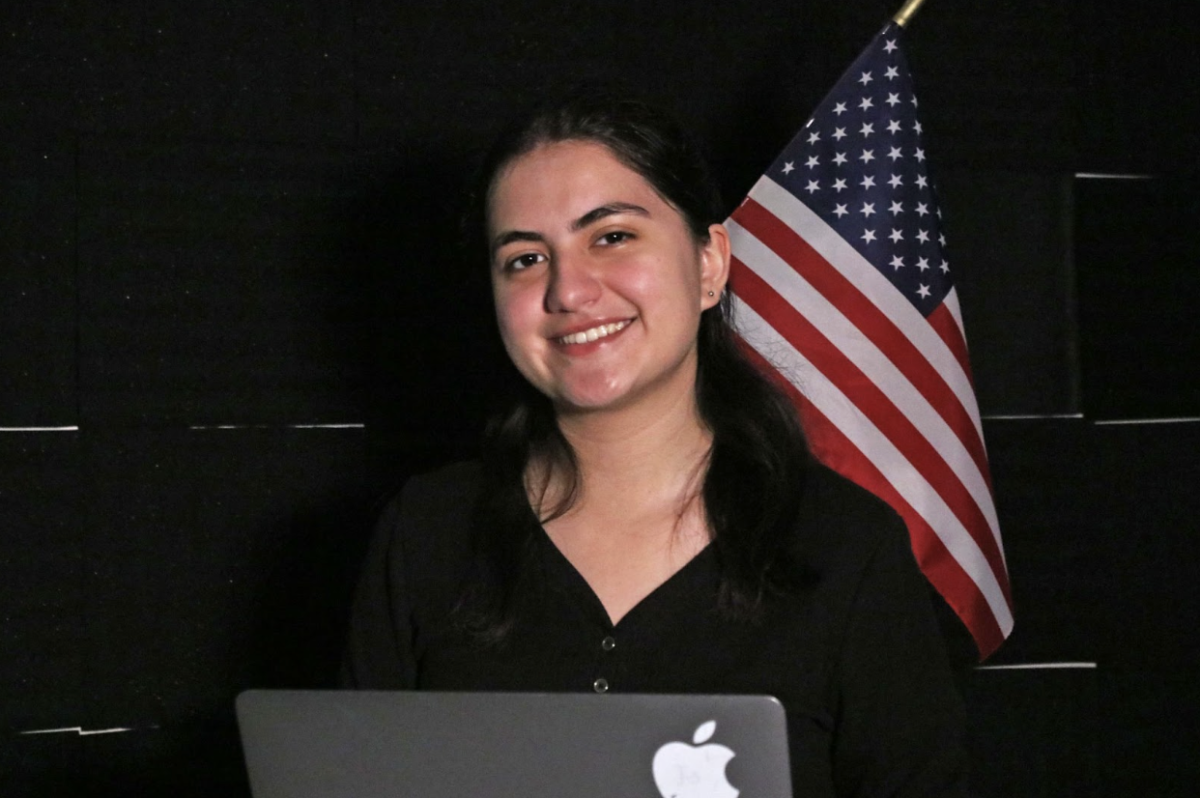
left=236, top=690, right=792, bottom=797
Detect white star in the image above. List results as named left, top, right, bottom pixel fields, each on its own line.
left=885, top=92, right=901, bottom=107
left=887, top=146, right=903, bottom=161
left=884, top=39, right=898, bottom=53
left=807, top=131, right=821, bottom=145
left=940, top=260, right=950, bottom=274
left=833, top=102, right=848, bottom=115
left=914, top=120, right=923, bottom=135
left=890, top=254, right=905, bottom=270
left=916, top=229, right=931, bottom=244
left=859, top=148, right=875, bottom=164
left=832, top=126, right=848, bottom=141
left=833, top=203, right=849, bottom=217
left=917, top=284, right=932, bottom=299
left=859, top=71, right=874, bottom=86
left=916, top=257, right=930, bottom=271
left=832, top=177, right=848, bottom=192
left=915, top=174, right=929, bottom=189
left=859, top=96, right=874, bottom=112
left=860, top=122, right=875, bottom=137
left=889, top=200, right=904, bottom=215
left=861, top=228, right=877, bottom=243
left=805, top=155, right=820, bottom=169
left=860, top=175, right=876, bottom=189
left=781, top=161, right=795, bottom=174
left=915, top=147, right=926, bottom=163
left=911, top=94, right=919, bottom=107
left=886, top=119, right=903, bottom=134
left=860, top=202, right=876, bottom=217
left=888, top=173, right=903, bottom=188
left=832, top=152, right=848, bottom=166
left=915, top=202, right=929, bottom=216
left=938, top=233, right=947, bottom=246
left=888, top=228, right=904, bottom=243
left=885, top=65, right=900, bottom=80
left=804, top=180, right=820, bottom=194
left=937, top=207, right=943, bottom=219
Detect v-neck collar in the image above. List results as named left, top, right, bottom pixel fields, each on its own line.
left=533, top=524, right=719, bottom=631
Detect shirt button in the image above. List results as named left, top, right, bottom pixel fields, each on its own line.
left=593, top=678, right=609, bottom=693
left=601, top=635, right=616, bottom=652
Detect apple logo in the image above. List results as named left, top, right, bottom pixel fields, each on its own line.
left=651, top=719, right=738, bottom=798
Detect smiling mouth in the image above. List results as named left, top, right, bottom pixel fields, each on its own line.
left=555, top=319, right=633, bottom=346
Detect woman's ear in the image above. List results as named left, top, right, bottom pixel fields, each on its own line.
left=699, top=223, right=732, bottom=310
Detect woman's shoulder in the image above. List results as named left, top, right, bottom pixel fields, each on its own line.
left=376, top=460, right=483, bottom=545
left=398, top=460, right=483, bottom=506
left=790, top=462, right=911, bottom=569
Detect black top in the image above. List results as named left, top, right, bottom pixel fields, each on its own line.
left=342, top=461, right=967, bottom=797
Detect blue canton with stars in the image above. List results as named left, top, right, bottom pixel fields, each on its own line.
left=768, top=24, right=952, bottom=314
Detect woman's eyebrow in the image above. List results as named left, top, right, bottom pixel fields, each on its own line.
left=490, top=202, right=651, bottom=256
left=490, top=230, right=544, bottom=256
left=569, top=202, right=650, bottom=232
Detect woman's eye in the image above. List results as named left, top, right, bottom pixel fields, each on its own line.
left=596, top=231, right=633, bottom=246
left=505, top=252, right=546, bottom=271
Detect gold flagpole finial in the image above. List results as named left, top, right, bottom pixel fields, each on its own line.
left=892, top=0, right=930, bottom=27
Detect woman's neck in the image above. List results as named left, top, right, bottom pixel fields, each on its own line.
left=544, top=387, right=712, bottom=521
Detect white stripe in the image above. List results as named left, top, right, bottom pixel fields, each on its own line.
left=983, top=413, right=1084, bottom=420
left=0, top=426, right=79, bottom=432
left=187, top=423, right=366, bottom=430
left=728, top=218, right=1002, bottom=556
left=735, top=297, right=1014, bottom=635
left=1074, top=173, right=1152, bottom=180
left=288, top=423, right=366, bottom=429
left=976, top=662, right=1097, bottom=671
left=742, top=176, right=985, bottom=441
left=19, top=726, right=135, bottom=736
left=941, top=287, right=966, bottom=344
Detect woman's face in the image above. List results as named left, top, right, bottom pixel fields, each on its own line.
left=486, top=140, right=729, bottom=417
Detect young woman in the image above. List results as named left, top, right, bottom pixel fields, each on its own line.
left=343, top=93, right=967, bottom=796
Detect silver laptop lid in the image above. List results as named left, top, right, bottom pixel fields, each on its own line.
left=237, top=690, right=792, bottom=798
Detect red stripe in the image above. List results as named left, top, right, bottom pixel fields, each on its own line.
left=927, top=302, right=976, bottom=392
left=741, top=342, right=1007, bottom=660
left=732, top=260, right=1012, bottom=603
left=731, top=198, right=992, bottom=486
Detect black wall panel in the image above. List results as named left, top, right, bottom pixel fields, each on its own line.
left=4, top=428, right=368, bottom=797
left=76, top=140, right=373, bottom=426
left=71, top=2, right=356, bottom=143
left=0, top=138, right=78, bottom=424
left=940, top=172, right=1077, bottom=416
left=78, top=427, right=368, bottom=722
left=1077, top=1, right=1200, bottom=174
left=0, top=434, right=84, bottom=727
left=0, top=433, right=84, bottom=794
left=1076, top=176, right=1200, bottom=420
left=965, top=668, right=1099, bottom=797
left=979, top=419, right=1200, bottom=795
left=907, top=2, right=1074, bottom=170
left=981, top=420, right=1105, bottom=664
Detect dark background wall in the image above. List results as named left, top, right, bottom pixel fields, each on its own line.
left=2, top=1, right=1197, bottom=795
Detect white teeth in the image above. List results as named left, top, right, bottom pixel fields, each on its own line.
left=558, top=320, right=631, bottom=345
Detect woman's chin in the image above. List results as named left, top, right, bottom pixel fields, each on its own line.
left=549, top=377, right=635, bottom=415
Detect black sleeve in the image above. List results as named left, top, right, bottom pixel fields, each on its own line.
left=339, top=493, right=418, bottom=689
left=831, top=522, right=969, bottom=797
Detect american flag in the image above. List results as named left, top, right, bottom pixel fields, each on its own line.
left=727, top=23, right=1013, bottom=658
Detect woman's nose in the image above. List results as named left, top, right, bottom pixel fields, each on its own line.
left=544, top=251, right=601, bottom=312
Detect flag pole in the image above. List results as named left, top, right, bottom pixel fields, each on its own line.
left=892, top=0, right=930, bottom=27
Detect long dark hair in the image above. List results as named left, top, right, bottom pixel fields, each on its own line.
left=459, top=90, right=811, bottom=641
